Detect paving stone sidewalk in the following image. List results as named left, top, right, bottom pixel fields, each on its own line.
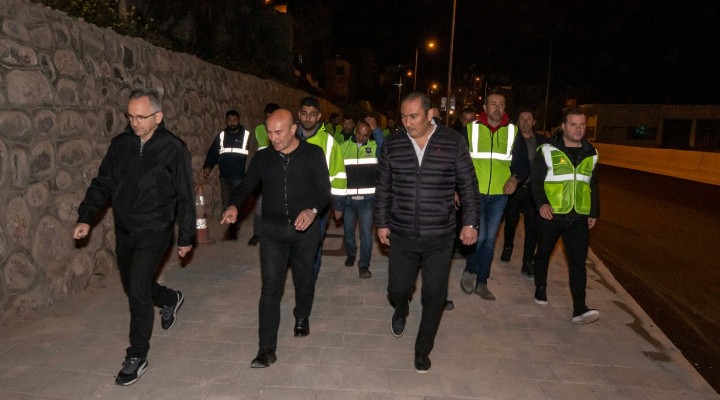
left=0, top=219, right=717, bottom=399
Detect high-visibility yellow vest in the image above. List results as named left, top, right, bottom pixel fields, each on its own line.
left=467, top=122, right=516, bottom=194
left=218, top=130, right=250, bottom=155
left=340, top=139, right=378, bottom=196
left=304, top=124, right=347, bottom=196
left=539, top=144, right=598, bottom=215
left=255, top=124, right=270, bottom=150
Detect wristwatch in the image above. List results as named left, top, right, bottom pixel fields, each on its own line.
left=311, top=208, right=318, bottom=214
left=465, top=225, right=479, bottom=230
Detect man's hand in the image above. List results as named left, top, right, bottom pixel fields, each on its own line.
left=454, top=192, right=461, bottom=210
left=73, top=223, right=91, bottom=240
left=334, top=210, right=343, bottom=220
left=178, top=245, right=192, bottom=257
left=377, top=227, right=390, bottom=246
left=502, top=176, right=519, bottom=195
left=539, top=204, right=554, bottom=220
left=364, top=116, right=378, bottom=130
left=203, top=167, right=211, bottom=179
left=294, top=209, right=317, bottom=231
left=221, top=206, right=239, bottom=224
left=588, top=218, right=597, bottom=229
left=459, top=226, right=478, bottom=246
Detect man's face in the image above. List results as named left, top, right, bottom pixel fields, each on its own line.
left=342, top=118, right=355, bottom=133
left=517, top=112, right=535, bottom=136
left=562, top=113, right=587, bottom=146
left=483, top=94, right=506, bottom=123
left=460, top=111, right=476, bottom=126
left=126, top=96, right=162, bottom=141
left=400, top=98, right=433, bottom=139
left=298, top=105, right=321, bottom=131
left=387, top=119, right=397, bottom=129
left=226, top=115, right=240, bottom=131
left=355, top=124, right=371, bottom=143
left=267, top=113, right=299, bottom=154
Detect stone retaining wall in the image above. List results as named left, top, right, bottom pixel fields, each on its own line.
left=0, top=0, right=337, bottom=320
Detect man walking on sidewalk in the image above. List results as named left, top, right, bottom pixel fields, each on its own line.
left=73, top=88, right=195, bottom=385
left=375, top=92, right=479, bottom=373
left=531, top=107, right=600, bottom=324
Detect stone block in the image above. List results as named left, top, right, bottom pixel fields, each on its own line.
left=55, top=169, right=73, bottom=191
left=121, top=44, right=135, bottom=69
left=2, top=19, right=30, bottom=42
left=64, top=251, right=93, bottom=294
left=7, top=70, right=51, bottom=106
left=5, top=196, right=31, bottom=246
left=29, top=24, right=54, bottom=49
left=26, top=182, right=49, bottom=208
left=111, top=63, right=128, bottom=84
left=0, top=110, right=32, bottom=140
left=84, top=111, right=99, bottom=134
left=57, top=139, right=91, bottom=168
left=88, top=249, right=116, bottom=287
left=80, top=29, right=104, bottom=56
left=10, top=148, right=30, bottom=188
left=0, top=37, right=37, bottom=66
left=58, top=109, right=83, bottom=137
left=3, top=252, right=37, bottom=292
left=32, top=215, right=72, bottom=279
left=51, top=22, right=71, bottom=47
left=0, top=138, right=7, bottom=187
left=7, top=286, right=52, bottom=319
left=54, top=193, right=82, bottom=223
left=38, top=52, right=57, bottom=83
left=55, top=78, right=80, bottom=106
left=33, top=110, right=58, bottom=137
left=30, top=140, right=55, bottom=179
left=53, top=48, right=85, bottom=79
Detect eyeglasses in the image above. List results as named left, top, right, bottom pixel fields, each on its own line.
left=124, top=111, right=159, bottom=123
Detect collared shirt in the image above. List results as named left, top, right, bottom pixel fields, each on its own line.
left=406, top=120, right=438, bottom=166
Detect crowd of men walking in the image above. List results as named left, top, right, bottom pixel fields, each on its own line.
left=72, top=88, right=600, bottom=385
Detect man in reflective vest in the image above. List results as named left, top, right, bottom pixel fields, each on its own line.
left=338, top=117, right=384, bottom=279
left=203, top=109, right=257, bottom=240
left=460, top=91, right=529, bottom=301
left=531, top=107, right=600, bottom=325
left=247, top=103, right=280, bottom=247
left=296, top=96, right=347, bottom=281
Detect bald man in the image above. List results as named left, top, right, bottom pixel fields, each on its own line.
left=222, top=109, right=331, bottom=368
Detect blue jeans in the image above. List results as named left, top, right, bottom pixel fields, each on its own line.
left=312, top=212, right=329, bottom=281
left=465, top=194, right=508, bottom=284
left=342, top=197, right=374, bottom=268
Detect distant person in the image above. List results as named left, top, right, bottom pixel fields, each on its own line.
left=453, top=107, right=477, bottom=137
left=296, top=96, right=347, bottom=281
left=460, top=91, right=529, bottom=301
left=338, top=117, right=384, bottom=279
left=73, top=88, right=195, bottom=385
left=221, top=109, right=331, bottom=367
left=203, top=110, right=257, bottom=240
left=334, top=114, right=356, bottom=143
left=383, top=117, right=400, bottom=136
left=499, top=108, right=549, bottom=277
left=375, top=92, right=479, bottom=373
left=532, top=107, right=600, bottom=324
left=248, top=102, right=281, bottom=246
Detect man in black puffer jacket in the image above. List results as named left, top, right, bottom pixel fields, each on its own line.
left=375, top=92, right=479, bottom=373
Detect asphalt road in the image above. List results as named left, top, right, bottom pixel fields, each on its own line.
left=589, top=164, right=720, bottom=393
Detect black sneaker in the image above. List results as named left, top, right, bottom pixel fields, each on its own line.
left=359, top=268, right=372, bottom=279
left=414, top=353, right=431, bottom=373
left=160, top=290, right=184, bottom=330
left=247, top=234, right=259, bottom=246
left=391, top=306, right=407, bottom=338
left=115, top=357, right=148, bottom=386
left=572, top=308, right=600, bottom=324
left=344, top=256, right=356, bottom=267
left=534, top=286, right=548, bottom=305
left=520, top=261, right=534, bottom=278
left=500, top=245, right=513, bottom=262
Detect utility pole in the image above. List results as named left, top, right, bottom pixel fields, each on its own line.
left=446, top=0, right=457, bottom=126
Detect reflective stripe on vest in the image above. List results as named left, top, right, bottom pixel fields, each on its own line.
left=540, top=145, right=598, bottom=214
left=469, top=123, right=515, bottom=160
left=218, top=130, right=250, bottom=155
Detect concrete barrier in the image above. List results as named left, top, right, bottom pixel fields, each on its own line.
left=593, top=143, right=720, bottom=186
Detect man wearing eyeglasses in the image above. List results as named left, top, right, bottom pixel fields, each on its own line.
left=73, top=88, right=196, bottom=386
left=203, top=110, right=257, bottom=241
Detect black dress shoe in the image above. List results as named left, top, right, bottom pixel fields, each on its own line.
left=294, top=318, right=310, bottom=337
left=520, top=261, right=534, bottom=277
left=414, top=353, right=431, bottom=373
left=500, top=245, right=513, bottom=261
left=391, top=306, right=406, bottom=337
left=444, top=299, right=455, bottom=311
left=344, top=256, right=355, bottom=267
left=250, top=348, right=277, bottom=368
left=247, top=234, right=259, bottom=246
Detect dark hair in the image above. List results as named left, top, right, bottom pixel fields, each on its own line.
left=300, top=96, right=321, bottom=110
left=484, top=90, right=505, bottom=104
left=264, top=103, right=280, bottom=115
left=562, top=107, right=585, bottom=124
left=401, top=92, right=431, bottom=112
left=129, top=88, right=162, bottom=111
left=461, top=107, right=476, bottom=115
left=226, top=109, right=240, bottom=118
left=516, top=107, right=535, bottom=120
left=329, top=112, right=340, bottom=120
left=342, top=114, right=355, bottom=122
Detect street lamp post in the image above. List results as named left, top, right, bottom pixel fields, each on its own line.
left=446, top=0, right=457, bottom=125
left=413, top=41, right=435, bottom=92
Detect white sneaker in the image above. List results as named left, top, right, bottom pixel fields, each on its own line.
left=572, top=309, right=599, bottom=324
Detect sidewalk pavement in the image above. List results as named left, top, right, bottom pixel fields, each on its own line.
left=1, top=219, right=718, bottom=400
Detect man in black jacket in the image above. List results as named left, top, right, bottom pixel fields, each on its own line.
left=221, top=109, right=331, bottom=368
left=375, top=92, right=479, bottom=373
left=73, top=88, right=196, bottom=386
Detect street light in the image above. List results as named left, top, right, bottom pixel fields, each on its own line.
left=413, top=41, right=436, bottom=91
left=445, top=0, right=457, bottom=125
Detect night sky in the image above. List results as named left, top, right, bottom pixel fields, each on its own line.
left=328, top=0, right=720, bottom=105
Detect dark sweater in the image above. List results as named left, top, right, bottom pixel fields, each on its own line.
left=229, top=140, right=331, bottom=225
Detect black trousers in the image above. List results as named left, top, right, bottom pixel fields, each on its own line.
left=388, top=233, right=454, bottom=356
left=533, top=215, right=590, bottom=314
left=115, top=229, right=179, bottom=359
left=258, top=221, right=319, bottom=350
left=502, top=185, right=538, bottom=264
